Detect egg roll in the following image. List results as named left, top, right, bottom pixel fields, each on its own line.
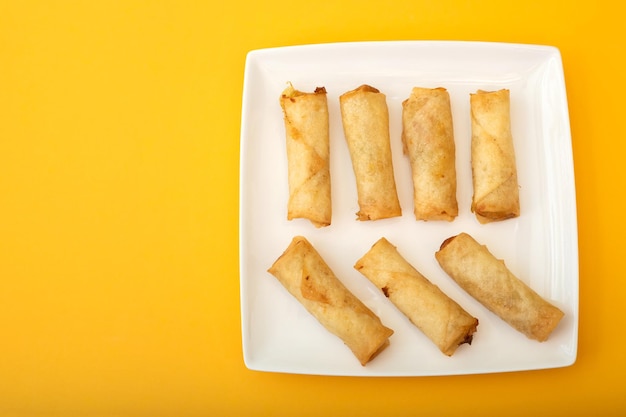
left=401, top=87, right=458, bottom=221
left=470, top=89, right=520, bottom=223
left=355, top=237, right=478, bottom=356
left=435, top=233, right=564, bottom=342
left=339, top=85, right=402, bottom=220
left=268, top=236, right=394, bottom=366
left=279, top=83, right=331, bottom=227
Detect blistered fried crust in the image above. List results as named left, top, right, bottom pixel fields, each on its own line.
left=402, top=87, right=458, bottom=221
left=435, top=233, right=564, bottom=342
left=355, top=237, right=478, bottom=356
left=339, top=85, right=402, bottom=221
left=280, top=83, right=331, bottom=227
left=470, top=89, right=520, bottom=223
left=268, top=236, right=393, bottom=365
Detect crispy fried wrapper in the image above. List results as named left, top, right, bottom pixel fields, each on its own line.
left=268, top=236, right=393, bottom=366
left=355, top=237, right=477, bottom=356
left=435, top=233, right=564, bottom=342
left=401, top=87, right=458, bottom=221
left=339, top=85, right=402, bottom=220
left=470, top=89, right=520, bottom=223
left=280, top=83, right=331, bottom=227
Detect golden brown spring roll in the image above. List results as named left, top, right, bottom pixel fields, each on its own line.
left=339, top=85, right=402, bottom=220
left=402, top=87, right=458, bottom=221
left=470, top=89, right=520, bottom=223
left=279, top=83, right=331, bottom=227
left=268, top=236, right=393, bottom=366
left=435, top=233, right=564, bottom=342
left=355, top=237, right=478, bottom=356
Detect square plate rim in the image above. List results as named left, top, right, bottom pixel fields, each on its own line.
left=239, top=40, right=578, bottom=377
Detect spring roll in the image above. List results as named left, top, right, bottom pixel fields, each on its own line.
left=402, top=87, right=458, bottom=221
left=268, top=236, right=393, bottom=366
left=470, top=89, right=520, bottom=223
left=355, top=237, right=478, bottom=356
left=435, top=233, right=564, bottom=342
left=279, top=83, right=331, bottom=227
left=339, top=85, right=402, bottom=220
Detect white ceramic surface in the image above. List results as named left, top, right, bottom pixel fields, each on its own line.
left=239, top=41, right=578, bottom=376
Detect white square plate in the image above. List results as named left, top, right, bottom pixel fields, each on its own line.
left=239, top=41, right=578, bottom=376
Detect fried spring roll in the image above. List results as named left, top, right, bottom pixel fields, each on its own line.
left=435, top=233, right=564, bottom=342
left=470, top=89, right=520, bottom=223
left=268, top=236, right=394, bottom=366
left=355, top=238, right=478, bottom=356
left=280, top=83, right=331, bottom=227
left=339, top=85, right=402, bottom=220
left=402, top=87, right=458, bottom=221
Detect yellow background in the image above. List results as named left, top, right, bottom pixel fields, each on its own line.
left=0, top=0, right=623, bottom=415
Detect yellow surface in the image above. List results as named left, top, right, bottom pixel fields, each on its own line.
left=0, top=0, right=623, bottom=415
